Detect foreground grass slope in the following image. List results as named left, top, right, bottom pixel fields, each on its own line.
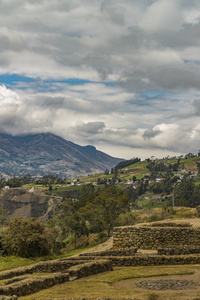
left=19, top=265, right=200, bottom=300
left=1, top=217, right=200, bottom=299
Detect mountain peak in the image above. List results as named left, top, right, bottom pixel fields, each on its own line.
left=0, top=133, right=124, bottom=178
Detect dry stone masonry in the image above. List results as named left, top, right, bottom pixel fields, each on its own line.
left=157, top=246, right=200, bottom=255
left=2, top=221, right=200, bottom=299
left=136, top=279, right=200, bottom=290
left=113, top=222, right=200, bottom=249
left=79, top=221, right=200, bottom=267
left=45, top=298, right=143, bottom=300
left=79, top=247, right=137, bottom=257
left=0, top=259, right=112, bottom=297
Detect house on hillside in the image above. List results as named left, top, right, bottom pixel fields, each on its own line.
left=156, top=178, right=164, bottom=183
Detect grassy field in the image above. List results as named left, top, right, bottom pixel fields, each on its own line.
left=19, top=264, right=200, bottom=300
left=0, top=256, right=41, bottom=271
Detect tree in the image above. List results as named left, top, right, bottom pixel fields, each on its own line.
left=57, top=194, right=88, bottom=248
left=114, top=157, right=141, bottom=171
left=124, top=186, right=138, bottom=204
left=174, top=177, right=195, bottom=207
left=196, top=162, right=200, bottom=174
left=6, top=177, right=22, bottom=187
left=132, top=176, right=137, bottom=182
left=0, top=209, right=9, bottom=226
left=189, top=185, right=200, bottom=207
left=57, top=185, right=130, bottom=240
left=22, top=173, right=32, bottom=184
left=94, top=187, right=129, bottom=236
left=2, top=218, right=53, bottom=257
left=105, top=169, right=109, bottom=175
left=0, top=177, right=5, bottom=190
left=42, top=175, right=56, bottom=187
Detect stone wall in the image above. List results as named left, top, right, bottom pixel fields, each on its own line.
left=0, top=259, right=86, bottom=280
left=75, top=252, right=200, bottom=267
left=109, top=254, right=200, bottom=267
left=68, top=260, right=112, bottom=280
left=49, top=298, right=142, bottom=300
left=113, top=225, right=200, bottom=249
left=0, top=260, right=112, bottom=297
left=143, top=222, right=191, bottom=227
left=157, top=246, right=200, bottom=255
left=79, top=247, right=137, bottom=257
left=0, top=273, right=69, bottom=297
left=0, top=296, right=17, bottom=300
left=79, top=253, right=200, bottom=266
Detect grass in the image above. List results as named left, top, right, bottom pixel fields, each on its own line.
left=86, top=265, right=196, bottom=284
left=137, top=198, right=160, bottom=209
left=173, top=207, right=198, bottom=219
left=0, top=239, right=109, bottom=272
left=19, top=265, right=200, bottom=300
left=22, top=184, right=47, bottom=190
left=0, top=256, right=41, bottom=271
left=0, top=252, right=78, bottom=272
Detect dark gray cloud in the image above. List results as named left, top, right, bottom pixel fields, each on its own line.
left=0, top=0, right=199, bottom=89
left=1, top=1, right=200, bottom=159
left=75, top=122, right=105, bottom=136
left=143, top=128, right=161, bottom=139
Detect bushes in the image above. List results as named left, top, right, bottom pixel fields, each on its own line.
left=0, top=234, right=6, bottom=256
left=2, top=218, right=53, bottom=257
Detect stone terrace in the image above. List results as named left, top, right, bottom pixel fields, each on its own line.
left=2, top=220, right=200, bottom=299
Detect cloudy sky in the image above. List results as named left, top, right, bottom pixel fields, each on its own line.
left=1, top=0, right=200, bottom=160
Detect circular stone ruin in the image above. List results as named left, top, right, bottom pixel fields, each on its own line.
left=136, top=279, right=200, bottom=290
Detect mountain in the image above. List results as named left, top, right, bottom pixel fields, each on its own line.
left=0, top=133, right=124, bottom=178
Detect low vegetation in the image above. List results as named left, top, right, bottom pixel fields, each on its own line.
left=19, top=265, right=200, bottom=300
left=2, top=218, right=54, bottom=257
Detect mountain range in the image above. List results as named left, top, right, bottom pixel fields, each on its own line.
left=0, top=133, right=124, bottom=178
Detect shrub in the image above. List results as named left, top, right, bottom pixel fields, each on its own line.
left=147, top=293, right=159, bottom=300
left=116, top=212, right=136, bottom=226
left=148, top=214, right=163, bottom=222
left=2, top=218, right=53, bottom=257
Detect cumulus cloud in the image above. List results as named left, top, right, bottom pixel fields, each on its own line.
left=0, top=0, right=199, bottom=89
left=1, top=1, right=200, bottom=159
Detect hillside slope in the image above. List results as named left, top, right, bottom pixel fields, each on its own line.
left=0, top=187, right=53, bottom=219
left=0, top=133, right=123, bottom=177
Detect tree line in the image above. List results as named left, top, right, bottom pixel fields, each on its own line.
left=0, top=185, right=130, bottom=257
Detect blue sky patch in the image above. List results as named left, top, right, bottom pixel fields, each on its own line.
left=0, top=73, right=115, bottom=88
left=142, top=91, right=164, bottom=99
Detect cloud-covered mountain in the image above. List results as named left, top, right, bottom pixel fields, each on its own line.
left=0, top=133, right=123, bottom=178
left=1, top=1, right=200, bottom=159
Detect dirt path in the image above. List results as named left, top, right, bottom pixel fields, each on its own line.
left=73, top=237, right=113, bottom=257
left=86, top=236, right=113, bottom=253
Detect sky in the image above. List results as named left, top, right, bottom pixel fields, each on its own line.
left=1, top=0, right=200, bottom=160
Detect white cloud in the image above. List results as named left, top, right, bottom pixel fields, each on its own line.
left=1, top=83, right=199, bottom=160
left=1, top=1, right=200, bottom=159
left=141, top=0, right=183, bottom=33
